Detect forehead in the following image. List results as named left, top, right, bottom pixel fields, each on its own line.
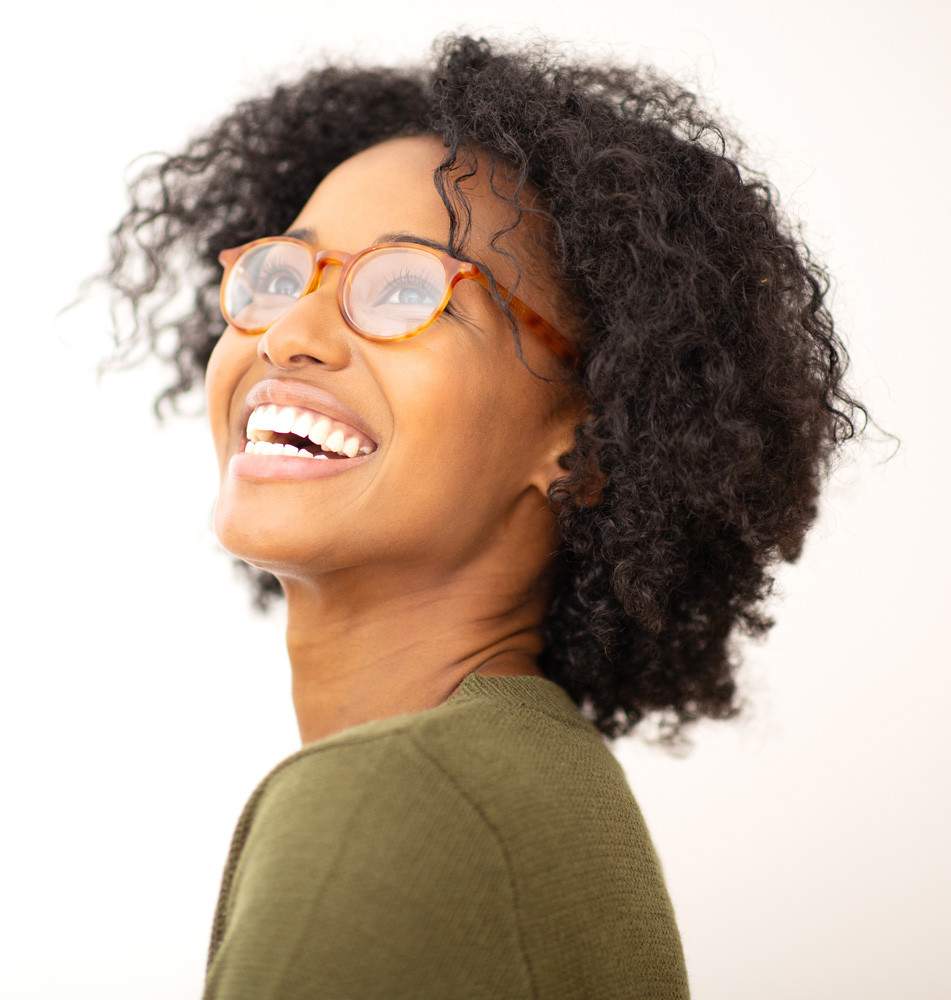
left=288, top=134, right=555, bottom=301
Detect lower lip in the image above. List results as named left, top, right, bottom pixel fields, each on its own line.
left=228, top=440, right=376, bottom=481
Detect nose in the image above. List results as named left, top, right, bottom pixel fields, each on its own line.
left=255, top=262, right=350, bottom=370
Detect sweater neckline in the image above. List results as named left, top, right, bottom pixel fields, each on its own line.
left=444, top=670, right=591, bottom=729
left=264, top=671, right=600, bottom=793
left=291, top=672, right=595, bottom=758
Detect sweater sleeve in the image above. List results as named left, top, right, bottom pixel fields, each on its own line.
left=202, top=730, right=533, bottom=1000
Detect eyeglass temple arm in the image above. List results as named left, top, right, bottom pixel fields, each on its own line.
left=468, top=272, right=580, bottom=369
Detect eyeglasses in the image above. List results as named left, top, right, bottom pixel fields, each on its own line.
left=217, top=236, right=581, bottom=369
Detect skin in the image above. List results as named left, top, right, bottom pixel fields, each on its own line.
left=205, top=133, right=587, bottom=746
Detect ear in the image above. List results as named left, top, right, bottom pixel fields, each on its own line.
left=528, top=398, right=605, bottom=509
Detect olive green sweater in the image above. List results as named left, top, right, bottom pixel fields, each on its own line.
left=202, top=671, right=690, bottom=999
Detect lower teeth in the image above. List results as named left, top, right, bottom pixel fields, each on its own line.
left=244, top=440, right=334, bottom=460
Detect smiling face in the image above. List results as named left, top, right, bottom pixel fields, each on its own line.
left=205, top=133, right=585, bottom=589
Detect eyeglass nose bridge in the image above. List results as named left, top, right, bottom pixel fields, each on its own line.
left=256, top=248, right=350, bottom=348
left=311, top=248, right=355, bottom=290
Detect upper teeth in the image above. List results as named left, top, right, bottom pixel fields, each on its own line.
left=245, top=404, right=376, bottom=458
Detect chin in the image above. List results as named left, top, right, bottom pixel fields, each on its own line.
left=211, top=497, right=317, bottom=566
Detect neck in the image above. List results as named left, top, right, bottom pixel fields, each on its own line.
left=283, top=563, right=549, bottom=746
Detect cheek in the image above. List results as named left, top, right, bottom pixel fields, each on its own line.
left=384, top=353, right=518, bottom=522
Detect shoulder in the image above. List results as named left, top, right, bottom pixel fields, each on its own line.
left=205, top=693, right=690, bottom=999
left=246, top=687, right=665, bottom=888
left=234, top=717, right=514, bottom=899
left=248, top=720, right=504, bottom=857
left=249, top=687, right=637, bottom=860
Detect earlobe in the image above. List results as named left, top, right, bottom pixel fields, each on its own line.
left=530, top=451, right=569, bottom=503
left=572, top=455, right=606, bottom=508
left=531, top=425, right=605, bottom=509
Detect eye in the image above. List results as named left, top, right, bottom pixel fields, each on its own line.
left=265, top=271, right=300, bottom=296
left=257, top=253, right=308, bottom=297
left=373, top=267, right=443, bottom=308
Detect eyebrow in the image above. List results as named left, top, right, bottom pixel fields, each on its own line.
left=282, top=225, right=455, bottom=256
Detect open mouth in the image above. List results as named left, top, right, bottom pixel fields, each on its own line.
left=241, top=402, right=378, bottom=461
left=243, top=429, right=360, bottom=460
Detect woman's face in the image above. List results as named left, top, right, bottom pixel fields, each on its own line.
left=205, top=133, right=582, bottom=584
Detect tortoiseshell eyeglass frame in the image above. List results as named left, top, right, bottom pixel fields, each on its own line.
left=217, top=235, right=581, bottom=370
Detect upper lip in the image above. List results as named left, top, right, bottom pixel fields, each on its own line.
left=239, top=378, right=379, bottom=446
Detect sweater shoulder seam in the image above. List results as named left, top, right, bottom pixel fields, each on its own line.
left=405, top=728, right=539, bottom=1000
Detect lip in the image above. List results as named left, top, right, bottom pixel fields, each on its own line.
left=237, top=377, right=379, bottom=448
left=229, top=448, right=375, bottom=482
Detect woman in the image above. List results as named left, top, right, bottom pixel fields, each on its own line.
left=89, top=31, right=870, bottom=1000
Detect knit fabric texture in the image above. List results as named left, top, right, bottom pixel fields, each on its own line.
left=202, top=671, right=690, bottom=999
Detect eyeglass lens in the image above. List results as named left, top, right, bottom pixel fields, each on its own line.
left=223, top=241, right=449, bottom=337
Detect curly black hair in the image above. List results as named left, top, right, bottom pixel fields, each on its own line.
left=74, top=30, right=888, bottom=751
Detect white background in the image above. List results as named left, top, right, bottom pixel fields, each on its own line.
left=3, top=3, right=948, bottom=998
